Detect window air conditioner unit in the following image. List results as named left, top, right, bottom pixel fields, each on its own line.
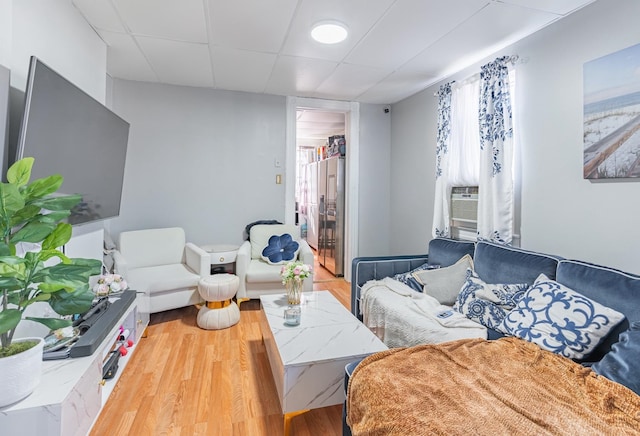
left=450, top=186, right=478, bottom=241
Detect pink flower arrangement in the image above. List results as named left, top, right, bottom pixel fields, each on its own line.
left=280, top=261, right=312, bottom=284
left=93, top=273, right=128, bottom=296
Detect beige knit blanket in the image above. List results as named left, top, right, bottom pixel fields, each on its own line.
left=347, top=337, right=640, bottom=435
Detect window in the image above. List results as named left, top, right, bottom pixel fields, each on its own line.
left=433, top=57, right=517, bottom=244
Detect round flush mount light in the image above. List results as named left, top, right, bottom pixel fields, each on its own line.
left=311, top=21, right=348, bottom=44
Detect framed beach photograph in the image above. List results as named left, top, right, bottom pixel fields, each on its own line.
left=583, top=42, right=640, bottom=179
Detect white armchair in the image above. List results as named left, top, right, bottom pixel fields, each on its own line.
left=113, top=227, right=210, bottom=314
left=236, top=224, right=314, bottom=305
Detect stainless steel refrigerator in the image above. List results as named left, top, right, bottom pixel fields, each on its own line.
left=318, top=156, right=345, bottom=276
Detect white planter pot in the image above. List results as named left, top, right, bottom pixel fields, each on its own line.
left=0, top=337, right=44, bottom=408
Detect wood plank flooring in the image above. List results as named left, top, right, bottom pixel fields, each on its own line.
left=90, top=263, right=350, bottom=436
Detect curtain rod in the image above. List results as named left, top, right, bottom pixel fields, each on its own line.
left=433, top=55, right=521, bottom=96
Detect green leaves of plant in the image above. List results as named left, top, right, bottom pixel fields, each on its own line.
left=0, top=309, right=22, bottom=335
left=42, top=223, right=72, bottom=251
left=0, top=158, right=101, bottom=349
left=6, top=157, right=33, bottom=187
left=24, top=316, right=71, bottom=331
left=48, top=284, right=94, bottom=316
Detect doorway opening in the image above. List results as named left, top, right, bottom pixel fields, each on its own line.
left=295, top=109, right=346, bottom=278
left=285, top=97, right=360, bottom=282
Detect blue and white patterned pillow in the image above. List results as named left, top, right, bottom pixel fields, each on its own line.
left=454, top=269, right=528, bottom=332
left=261, top=233, right=300, bottom=265
left=392, top=263, right=440, bottom=292
left=499, top=273, right=625, bottom=360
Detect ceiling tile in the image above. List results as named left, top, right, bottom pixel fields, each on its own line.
left=357, top=70, right=437, bottom=104
left=99, top=30, right=158, bottom=82
left=499, top=0, right=596, bottom=15
left=264, top=55, right=338, bottom=97
left=210, top=46, right=276, bottom=93
left=314, top=63, right=391, bottom=101
left=112, top=0, right=207, bottom=43
left=280, top=0, right=395, bottom=62
left=75, top=0, right=599, bottom=104
left=136, top=37, right=214, bottom=88
left=72, top=0, right=126, bottom=33
left=345, top=0, right=488, bottom=69
left=207, top=0, right=298, bottom=53
left=402, top=2, right=559, bottom=81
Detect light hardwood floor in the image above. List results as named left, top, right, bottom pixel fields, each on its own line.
left=90, top=263, right=350, bottom=436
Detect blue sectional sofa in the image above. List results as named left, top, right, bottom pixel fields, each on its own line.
left=343, top=238, right=640, bottom=435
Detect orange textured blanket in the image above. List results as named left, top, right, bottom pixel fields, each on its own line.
left=347, top=337, right=640, bottom=435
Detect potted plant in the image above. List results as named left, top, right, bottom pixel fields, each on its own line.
left=0, top=157, right=101, bottom=406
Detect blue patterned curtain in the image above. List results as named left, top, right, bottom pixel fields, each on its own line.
left=478, top=56, right=514, bottom=244
left=432, top=82, right=453, bottom=238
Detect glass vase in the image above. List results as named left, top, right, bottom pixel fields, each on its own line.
left=286, top=278, right=303, bottom=305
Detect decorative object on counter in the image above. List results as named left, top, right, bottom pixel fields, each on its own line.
left=281, top=261, right=312, bottom=305
left=0, top=157, right=102, bottom=407
left=284, top=305, right=301, bottom=326
left=93, top=273, right=128, bottom=297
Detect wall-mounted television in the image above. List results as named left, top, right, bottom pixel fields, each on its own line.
left=15, top=56, right=129, bottom=225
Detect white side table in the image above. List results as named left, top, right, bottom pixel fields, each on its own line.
left=200, top=244, right=239, bottom=274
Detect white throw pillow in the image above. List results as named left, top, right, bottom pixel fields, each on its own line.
left=499, top=273, right=625, bottom=360
left=413, top=254, right=474, bottom=305
left=453, top=269, right=528, bottom=332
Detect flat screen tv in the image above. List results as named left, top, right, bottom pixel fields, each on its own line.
left=15, top=56, right=129, bottom=225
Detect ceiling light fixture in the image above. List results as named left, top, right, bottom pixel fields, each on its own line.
left=311, top=21, right=348, bottom=44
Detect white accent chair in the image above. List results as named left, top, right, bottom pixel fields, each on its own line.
left=236, top=224, right=314, bottom=305
left=113, top=227, right=210, bottom=314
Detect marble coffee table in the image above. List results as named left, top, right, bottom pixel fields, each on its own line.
left=259, top=291, right=387, bottom=434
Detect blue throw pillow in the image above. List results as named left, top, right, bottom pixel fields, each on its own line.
left=454, top=269, right=528, bottom=332
left=261, top=233, right=300, bottom=265
left=592, top=322, right=640, bottom=395
left=499, top=274, right=626, bottom=360
left=392, top=263, right=440, bottom=292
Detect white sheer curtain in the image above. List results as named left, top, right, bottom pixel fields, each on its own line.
left=432, top=79, right=480, bottom=238
left=449, top=77, right=480, bottom=187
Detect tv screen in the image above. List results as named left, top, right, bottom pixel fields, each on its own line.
left=16, top=56, right=129, bottom=225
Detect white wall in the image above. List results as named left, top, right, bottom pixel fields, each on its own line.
left=358, top=103, right=392, bottom=256
left=390, top=0, right=640, bottom=274
left=389, top=89, right=436, bottom=255
left=109, top=79, right=287, bottom=246
left=8, top=0, right=106, bottom=101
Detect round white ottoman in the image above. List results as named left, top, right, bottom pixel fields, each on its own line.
left=197, top=274, right=240, bottom=330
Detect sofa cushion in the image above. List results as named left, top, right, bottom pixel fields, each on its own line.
left=261, top=233, right=300, bottom=264
left=392, top=263, right=439, bottom=292
left=473, top=241, right=560, bottom=284
left=250, top=224, right=300, bottom=259
left=118, top=227, right=186, bottom=269
left=413, top=254, right=473, bottom=305
left=245, top=259, right=284, bottom=283
left=499, top=274, right=625, bottom=360
left=592, top=322, right=640, bottom=395
left=428, top=238, right=475, bottom=268
left=127, top=263, right=200, bottom=294
left=454, top=269, right=528, bottom=332
left=556, top=259, right=640, bottom=361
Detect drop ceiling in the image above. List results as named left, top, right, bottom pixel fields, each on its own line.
left=72, top=0, right=596, bottom=105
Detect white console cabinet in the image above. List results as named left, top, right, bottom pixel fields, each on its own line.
left=0, top=292, right=149, bottom=436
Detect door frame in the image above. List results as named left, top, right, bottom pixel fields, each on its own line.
left=285, top=97, right=359, bottom=282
